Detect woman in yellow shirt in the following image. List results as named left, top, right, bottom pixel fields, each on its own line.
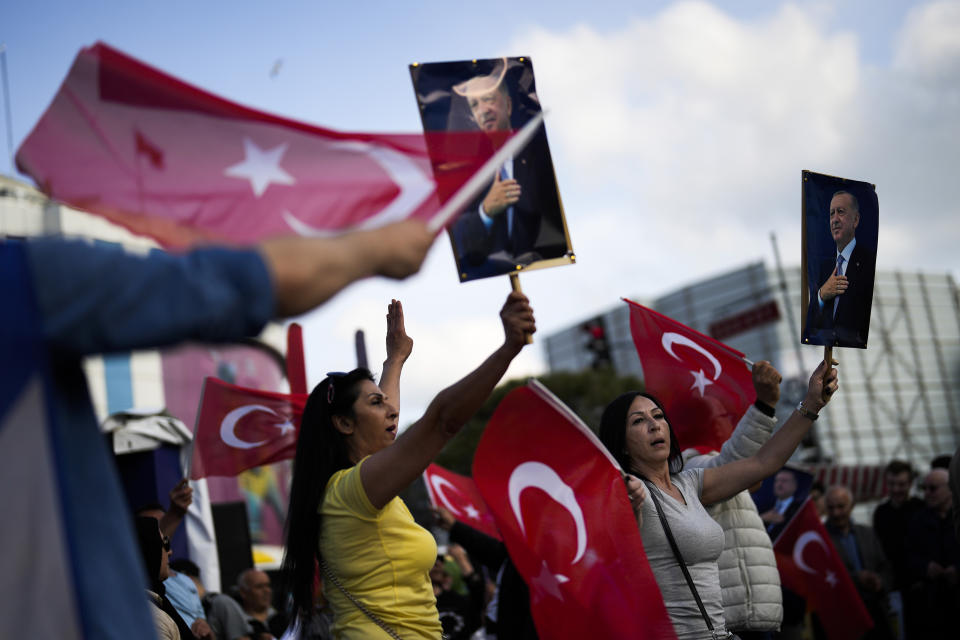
left=281, top=293, right=534, bottom=639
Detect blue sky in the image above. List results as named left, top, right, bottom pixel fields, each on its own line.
left=4, top=1, right=958, bottom=421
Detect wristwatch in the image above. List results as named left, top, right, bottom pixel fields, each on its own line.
left=796, top=401, right=819, bottom=421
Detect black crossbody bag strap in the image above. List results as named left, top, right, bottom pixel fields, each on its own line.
left=643, top=480, right=715, bottom=634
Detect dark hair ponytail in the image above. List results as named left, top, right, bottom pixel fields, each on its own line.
left=279, top=368, right=373, bottom=622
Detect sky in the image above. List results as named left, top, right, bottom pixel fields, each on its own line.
left=4, top=0, right=959, bottom=425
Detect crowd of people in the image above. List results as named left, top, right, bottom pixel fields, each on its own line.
left=5, top=207, right=960, bottom=640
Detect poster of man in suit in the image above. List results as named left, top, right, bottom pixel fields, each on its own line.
left=410, top=57, right=573, bottom=281
left=801, top=171, right=879, bottom=348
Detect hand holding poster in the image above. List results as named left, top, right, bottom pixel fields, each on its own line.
left=410, top=57, right=575, bottom=281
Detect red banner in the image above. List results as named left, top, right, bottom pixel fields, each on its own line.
left=773, top=500, right=873, bottom=640
left=625, top=299, right=755, bottom=453
left=190, top=377, right=306, bottom=479
left=423, top=464, right=500, bottom=541
left=473, top=381, right=676, bottom=640
left=16, top=43, right=499, bottom=248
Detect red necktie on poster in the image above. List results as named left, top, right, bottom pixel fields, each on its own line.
left=624, top=299, right=755, bottom=453
left=773, top=500, right=874, bottom=640
left=473, top=381, right=676, bottom=640
left=189, top=376, right=307, bottom=479
left=423, top=464, right=501, bottom=541
left=15, top=43, right=510, bottom=247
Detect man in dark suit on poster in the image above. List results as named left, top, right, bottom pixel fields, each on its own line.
left=449, top=69, right=567, bottom=280
left=807, top=190, right=876, bottom=348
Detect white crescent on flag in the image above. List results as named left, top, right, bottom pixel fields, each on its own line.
left=283, top=139, right=435, bottom=236
left=508, top=461, right=588, bottom=573
left=219, top=405, right=294, bottom=449
left=428, top=473, right=466, bottom=517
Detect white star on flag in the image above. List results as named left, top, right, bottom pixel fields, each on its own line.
left=825, top=570, right=838, bottom=587
left=464, top=504, right=480, bottom=520
left=531, top=561, right=565, bottom=601
left=224, top=138, right=295, bottom=197
left=276, top=420, right=295, bottom=436
left=689, top=369, right=714, bottom=397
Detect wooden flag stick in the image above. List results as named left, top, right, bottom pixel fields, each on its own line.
left=509, top=273, right=534, bottom=345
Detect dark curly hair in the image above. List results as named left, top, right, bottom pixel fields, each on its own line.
left=279, top=368, right=374, bottom=623
left=598, top=391, right=684, bottom=477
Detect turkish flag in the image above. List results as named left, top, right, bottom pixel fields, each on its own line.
left=473, top=381, right=676, bottom=640
left=423, top=464, right=500, bottom=541
left=189, top=377, right=307, bottom=479
left=625, top=299, right=755, bottom=453
left=15, top=43, right=502, bottom=248
left=773, top=500, right=873, bottom=640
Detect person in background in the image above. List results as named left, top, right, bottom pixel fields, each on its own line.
left=823, top=485, right=894, bottom=640
left=905, top=468, right=959, bottom=639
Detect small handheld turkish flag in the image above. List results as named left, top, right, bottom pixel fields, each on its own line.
left=189, top=377, right=306, bottom=479
left=773, top=499, right=874, bottom=640
left=423, top=464, right=500, bottom=540
left=473, top=380, right=676, bottom=640
left=625, top=299, right=755, bottom=453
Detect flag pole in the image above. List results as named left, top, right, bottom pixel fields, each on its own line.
left=509, top=273, right=533, bottom=344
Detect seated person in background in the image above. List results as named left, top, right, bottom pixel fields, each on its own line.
left=760, top=468, right=804, bottom=539
left=433, top=505, right=537, bottom=639
left=134, top=516, right=197, bottom=640
left=170, top=559, right=255, bottom=640
left=237, top=569, right=286, bottom=639
left=431, top=544, right=485, bottom=640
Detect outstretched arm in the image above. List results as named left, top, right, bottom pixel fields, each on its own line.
left=360, top=291, right=535, bottom=509
left=260, top=219, right=434, bottom=318
left=701, top=360, right=838, bottom=505
left=379, top=299, right=413, bottom=416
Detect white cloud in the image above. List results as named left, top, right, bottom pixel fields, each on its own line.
left=894, top=0, right=960, bottom=82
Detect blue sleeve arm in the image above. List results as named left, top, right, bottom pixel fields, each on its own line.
left=26, top=238, right=275, bottom=355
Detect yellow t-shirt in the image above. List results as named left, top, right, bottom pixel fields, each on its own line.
left=319, top=458, right=441, bottom=639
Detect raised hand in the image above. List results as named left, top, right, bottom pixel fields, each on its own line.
left=168, top=478, right=193, bottom=516
left=752, top=360, right=782, bottom=407
left=385, top=299, right=413, bottom=364
left=499, top=291, right=536, bottom=352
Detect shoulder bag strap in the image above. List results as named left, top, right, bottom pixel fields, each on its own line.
left=318, top=555, right=405, bottom=640
left=643, top=480, right=716, bottom=634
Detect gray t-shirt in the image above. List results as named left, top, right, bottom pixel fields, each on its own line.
left=639, top=468, right=726, bottom=640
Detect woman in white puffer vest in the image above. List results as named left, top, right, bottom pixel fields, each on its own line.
left=683, top=383, right=784, bottom=638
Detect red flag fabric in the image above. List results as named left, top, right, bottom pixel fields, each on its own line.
left=625, top=298, right=755, bottom=453
left=423, top=464, right=500, bottom=541
left=189, top=377, right=307, bottom=479
left=773, top=500, right=874, bottom=640
left=473, top=380, right=676, bottom=640
left=15, top=43, right=499, bottom=248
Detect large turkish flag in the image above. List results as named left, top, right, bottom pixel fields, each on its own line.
left=423, top=464, right=500, bottom=541
left=773, top=500, right=873, bottom=640
left=473, top=381, right=676, bottom=640
left=625, top=299, right=755, bottom=453
left=189, top=377, right=306, bottom=479
left=16, top=43, right=510, bottom=248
